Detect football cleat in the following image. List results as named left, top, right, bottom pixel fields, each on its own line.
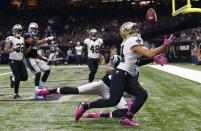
left=74, top=102, right=87, bottom=122
left=36, top=88, right=49, bottom=96
left=13, top=94, right=21, bottom=100
left=34, top=86, right=45, bottom=100
left=120, top=117, right=139, bottom=126
left=85, top=111, right=102, bottom=118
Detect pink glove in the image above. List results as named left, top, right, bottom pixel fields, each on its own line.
left=153, top=55, right=168, bottom=66
left=163, top=34, right=176, bottom=46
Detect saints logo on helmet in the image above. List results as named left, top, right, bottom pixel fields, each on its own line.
left=28, top=22, right=39, bottom=35
left=120, top=22, right=140, bottom=39
left=12, top=24, right=23, bottom=38
left=89, top=29, right=98, bottom=40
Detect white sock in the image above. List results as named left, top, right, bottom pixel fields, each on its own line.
left=56, top=88, right=60, bottom=94
left=35, top=86, right=39, bottom=91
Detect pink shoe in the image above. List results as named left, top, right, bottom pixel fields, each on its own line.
left=36, top=89, right=49, bottom=96
left=85, top=111, right=102, bottom=118
left=74, top=102, right=86, bottom=122
left=120, top=117, right=139, bottom=126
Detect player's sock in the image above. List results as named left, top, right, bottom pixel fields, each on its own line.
left=48, top=88, right=57, bottom=94
left=42, top=70, right=50, bottom=82
left=111, top=109, right=128, bottom=118
left=14, top=80, right=20, bottom=94
left=59, top=87, right=79, bottom=94
left=125, top=111, right=133, bottom=119
left=100, top=112, right=112, bottom=118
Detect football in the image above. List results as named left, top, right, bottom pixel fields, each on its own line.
left=146, top=8, right=157, bottom=25
left=25, top=37, right=33, bottom=45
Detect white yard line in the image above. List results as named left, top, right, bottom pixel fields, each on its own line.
left=148, top=65, right=201, bottom=84
left=0, top=72, right=12, bottom=76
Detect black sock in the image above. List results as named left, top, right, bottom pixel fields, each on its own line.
left=60, top=87, right=79, bottom=94
left=48, top=89, right=57, bottom=94
left=41, top=70, right=50, bottom=82
left=100, top=113, right=110, bottom=118
left=125, top=111, right=133, bottom=119
left=14, top=80, right=20, bottom=94
left=112, top=109, right=128, bottom=118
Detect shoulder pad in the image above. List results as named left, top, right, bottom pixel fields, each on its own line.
left=5, top=36, right=14, bottom=42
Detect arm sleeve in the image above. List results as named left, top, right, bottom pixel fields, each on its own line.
left=136, top=56, right=153, bottom=66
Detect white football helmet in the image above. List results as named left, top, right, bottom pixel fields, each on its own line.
left=89, top=29, right=98, bottom=40
left=28, top=22, right=38, bottom=35
left=12, top=24, right=23, bottom=37
left=120, top=22, right=140, bottom=39
left=77, top=42, right=80, bottom=46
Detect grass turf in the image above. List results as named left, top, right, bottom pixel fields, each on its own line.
left=0, top=64, right=200, bottom=131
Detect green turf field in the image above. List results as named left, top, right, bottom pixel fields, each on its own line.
left=0, top=65, right=201, bottom=131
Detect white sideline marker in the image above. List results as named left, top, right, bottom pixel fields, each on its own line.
left=148, top=65, right=201, bottom=84
left=0, top=72, right=12, bottom=76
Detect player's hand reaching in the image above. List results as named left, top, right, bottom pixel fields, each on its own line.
left=153, top=55, right=168, bottom=66
left=163, top=34, right=176, bottom=46
left=45, top=36, right=54, bottom=41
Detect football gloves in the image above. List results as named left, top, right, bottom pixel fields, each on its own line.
left=163, top=34, right=176, bottom=46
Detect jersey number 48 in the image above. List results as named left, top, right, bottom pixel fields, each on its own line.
left=90, top=45, right=100, bottom=53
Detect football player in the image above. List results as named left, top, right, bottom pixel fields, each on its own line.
left=75, top=42, right=83, bottom=68
left=37, top=54, right=167, bottom=111
left=47, top=42, right=62, bottom=65
left=4, top=24, right=28, bottom=100
left=23, top=22, right=54, bottom=100
left=84, top=29, right=103, bottom=82
left=75, top=22, right=175, bottom=126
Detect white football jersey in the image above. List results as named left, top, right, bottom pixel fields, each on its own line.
left=84, top=38, right=103, bottom=59
left=75, top=46, right=82, bottom=55
left=5, top=36, right=24, bottom=61
left=117, top=36, right=143, bottom=77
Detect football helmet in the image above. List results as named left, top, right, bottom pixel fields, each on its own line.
left=28, top=22, right=38, bottom=35
left=12, top=24, right=23, bottom=37
left=89, top=29, right=98, bottom=40
left=120, top=22, right=140, bottom=39
left=77, top=42, right=80, bottom=46
left=110, top=55, right=122, bottom=67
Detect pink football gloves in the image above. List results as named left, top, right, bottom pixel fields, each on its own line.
left=163, top=34, right=176, bottom=46
left=153, top=55, right=168, bottom=66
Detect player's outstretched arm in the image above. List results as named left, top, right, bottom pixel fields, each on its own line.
left=132, top=35, right=175, bottom=58
left=137, top=55, right=167, bottom=66
left=36, top=36, right=54, bottom=46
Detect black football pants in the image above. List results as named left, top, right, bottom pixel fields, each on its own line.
left=90, top=68, right=148, bottom=117
left=87, top=58, right=99, bottom=82
left=9, top=59, right=28, bottom=94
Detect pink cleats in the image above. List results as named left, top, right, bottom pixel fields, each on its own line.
left=85, top=111, right=102, bottom=118
left=120, top=117, right=139, bottom=126
left=74, top=102, right=86, bottom=122
left=36, top=88, right=49, bottom=96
